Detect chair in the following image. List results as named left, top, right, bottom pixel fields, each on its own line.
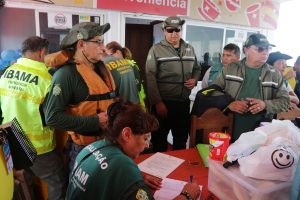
left=189, top=108, right=233, bottom=148
left=276, top=107, right=300, bottom=120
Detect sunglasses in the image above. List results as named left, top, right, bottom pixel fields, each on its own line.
left=165, top=28, right=181, bottom=33
left=251, top=46, right=272, bottom=53
left=85, top=39, right=104, bottom=46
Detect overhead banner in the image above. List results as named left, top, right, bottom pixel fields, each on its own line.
left=189, top=0, right=279, bottom=29
left=97, top=0, right=188, bottom=16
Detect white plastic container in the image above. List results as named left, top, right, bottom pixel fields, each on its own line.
left=208, top=159, right=291, bottom=200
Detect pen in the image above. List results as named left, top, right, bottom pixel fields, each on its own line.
left=189, top=175, right=193, bottom=183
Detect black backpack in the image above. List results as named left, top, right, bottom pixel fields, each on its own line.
left=191, top=84, right=234, bottom=116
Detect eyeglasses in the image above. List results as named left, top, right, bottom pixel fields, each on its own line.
left=251, top=46, right=272, bottom=53
left=165, top=28, right=181, bottom=33
left=85, top=39, right=104, bottom=46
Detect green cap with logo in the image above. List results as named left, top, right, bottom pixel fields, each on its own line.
left=162, top=16, right=185, bottom=29
left=60, top=22, right=110, bottom=50
left=244, top=33, right=275, bottom=48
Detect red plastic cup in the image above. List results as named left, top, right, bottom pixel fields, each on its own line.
left=209, top=132, right=231, bottom=161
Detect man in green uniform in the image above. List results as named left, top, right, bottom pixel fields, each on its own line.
left=45, top=22, right=116, bottom=174
left=213, top=33, right=290, bottom=141
left=145, top=16, right=201, bottom=152
left=202, top=43, right=240, bottom=88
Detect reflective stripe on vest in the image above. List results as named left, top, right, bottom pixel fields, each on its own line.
left=0, top=59, right=55, bottom=155
left=0, top=88, right=44, bottom=104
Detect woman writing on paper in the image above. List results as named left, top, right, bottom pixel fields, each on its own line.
left=66, top=100, right=200, bottom=199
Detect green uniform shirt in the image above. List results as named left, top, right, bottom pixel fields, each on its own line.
left=234, top=66, right=264, bottom=140
left=104, top=56, right=140, bottom=104
left=66, top=139, right=153, bottom=200
left=44, top=64, right=100, bottom=135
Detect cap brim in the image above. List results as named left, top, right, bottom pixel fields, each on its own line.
left=101, top=23, right=110, bottom=35
left=256, top=42, right=276, bottom=48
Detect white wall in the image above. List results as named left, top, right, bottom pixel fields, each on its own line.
left=0, top=7, right=36, bottom=51
left=105, top=11, right=122, bottom=45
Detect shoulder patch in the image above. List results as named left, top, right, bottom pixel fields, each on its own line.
left=136, top=189, right=149, bottom=200
left=53, top=84, right=62, bottom=96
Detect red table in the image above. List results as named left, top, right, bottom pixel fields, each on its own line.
left=135, top=148, right=218, bottom=200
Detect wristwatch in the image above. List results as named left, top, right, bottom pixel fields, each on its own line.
left=180, top=191, right=193, bottom=200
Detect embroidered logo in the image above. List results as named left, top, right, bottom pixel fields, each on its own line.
left=77, top=32, right=83, bottom=40
left=136, top=189, right=149, bottom=200
left=53, top=84, right=62, bottom=96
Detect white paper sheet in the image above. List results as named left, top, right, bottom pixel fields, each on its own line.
left=138, top=152, right=184, bottom=178
left=154, top=178, right=202, bottom=200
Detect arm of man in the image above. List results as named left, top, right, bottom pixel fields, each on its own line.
left=44, top=67, right=101, bottom=134
left=145, top=47, right=168, bottom=117
left=211, top=65, right=227, bottom=89
left=264, top=73, right=290, bottom=115
left=191, top=46, right=201, bottom=82
left=145, top=47, right=162, bottom=106
left=201, top=67, right=211, bottom=89
left=184, top=47, right=200, bottom=90
left=287, top=83, right=300, bottom=105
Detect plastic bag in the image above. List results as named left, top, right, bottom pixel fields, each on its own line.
left=238, top=140, right=299, bottom=181
left=227, top=119, right=300, bottom=181
left=226, top=130, right=268, bottom=162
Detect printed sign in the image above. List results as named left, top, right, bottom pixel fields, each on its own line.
left=79, top=15, right=91, bottom=23
left=48, top=12, right=72, bottom=29
left=97, top=0, right=188, bottom=16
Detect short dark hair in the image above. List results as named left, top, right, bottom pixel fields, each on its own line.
left=21, top=36, right=49, bottom=55
left=223, top=43, right=240, bottom=57
left=107, top=100, right=159, bottom=139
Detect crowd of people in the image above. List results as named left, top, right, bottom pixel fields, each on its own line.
left=0, top=15, right=299, bottom=199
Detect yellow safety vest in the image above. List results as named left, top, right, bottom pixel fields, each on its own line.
left=0, top=58, right=55, bottom=155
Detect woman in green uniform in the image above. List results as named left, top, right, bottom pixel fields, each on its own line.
left=66, top=101, right=200, bottom=200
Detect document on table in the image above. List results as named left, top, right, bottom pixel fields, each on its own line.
left=138, top=152, right=184, bottom=178
left=154, top=178, right=202, bottom=200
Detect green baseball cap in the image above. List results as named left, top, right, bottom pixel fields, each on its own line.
left=60, top=22, right=110, bottom=50
left=244, top=33, right=275, bottom=48
left=162, top=16, right=185, bottom=28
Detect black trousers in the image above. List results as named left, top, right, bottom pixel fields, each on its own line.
left=151, top=100, right=190, bottom=152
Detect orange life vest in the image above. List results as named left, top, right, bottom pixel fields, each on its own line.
left=67, top=63, right=116, bottom=145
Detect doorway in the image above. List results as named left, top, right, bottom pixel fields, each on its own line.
left=125, top=23, right=152, bottom=79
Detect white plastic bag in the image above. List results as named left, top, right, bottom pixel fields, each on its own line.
left=227, top=120, right=300, bottom=162
left=226, top=130, right=267, bottom=162
left=226, top=119, right=300, bottom=181
left=238, top=140, right=299, bottom=181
